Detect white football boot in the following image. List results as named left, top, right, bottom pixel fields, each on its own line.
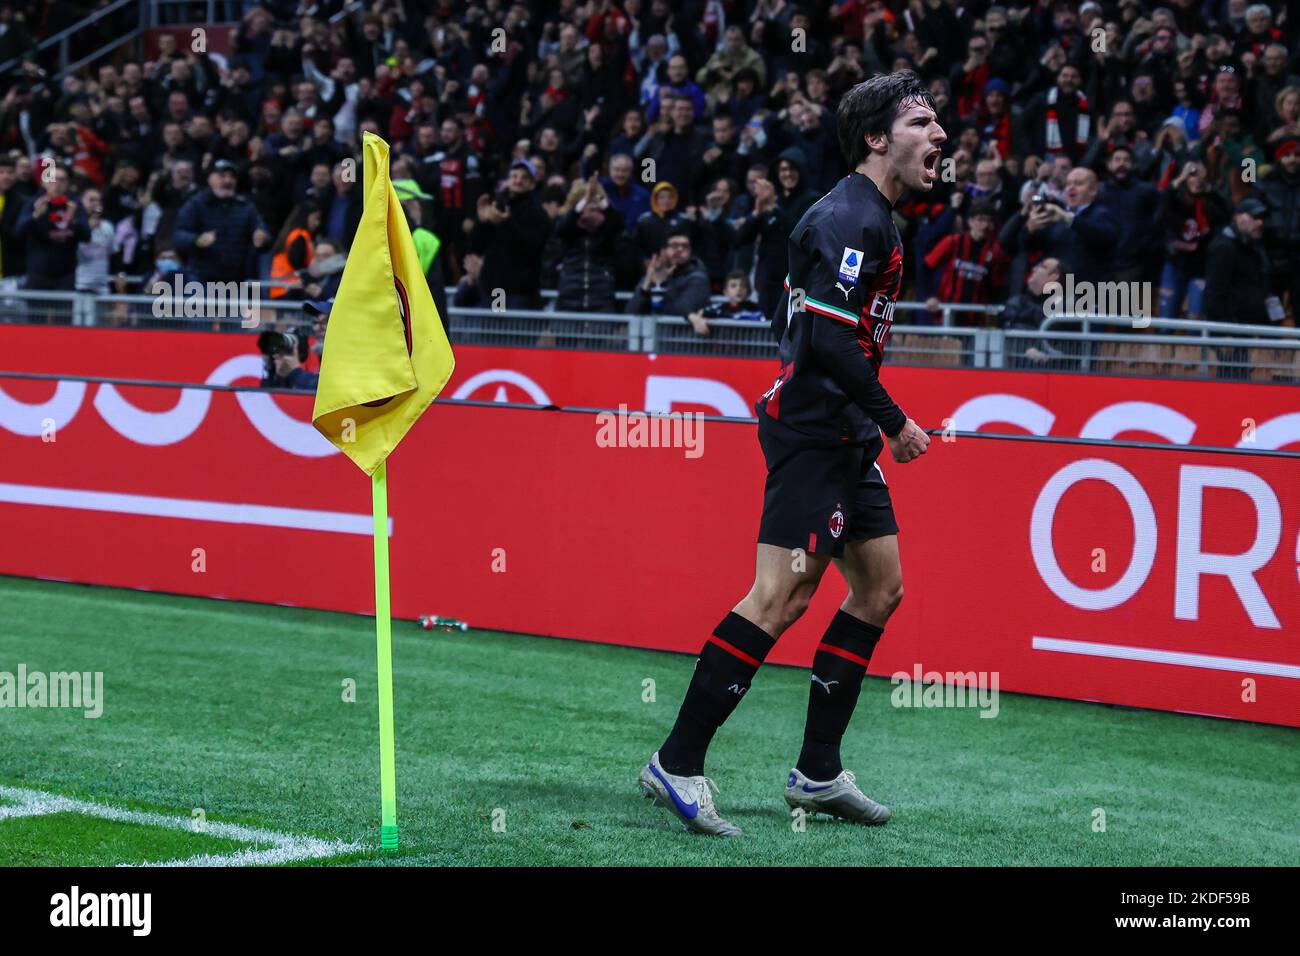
left=784, top=767, right=891, bottom=825
left=638, top=752, right=742, bottom=836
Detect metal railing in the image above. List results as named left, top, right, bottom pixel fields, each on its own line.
left=0, top=289, right=84, bottom=326
left=148, top=1, right=364, bottom=26
left=446, top=300, right=997, bottom=358
left=931, top=302, right=1004, bottom=328
left=648, top=316, right=776, bottom=358
left=0, top=0, right=146, bottom=80
left=0, top=290, right=308, bottom=331
left=149, top=1, right=242, bottom=26
left=645, top=315, right=992, bottom=366
left=449, top=307, right=639, bottom=351
left=1, top=289, right=1296, bottom=382
left=1020, top=314, right=1300, bottom=380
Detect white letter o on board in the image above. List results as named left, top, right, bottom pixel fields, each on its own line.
left=1030, top=459, right=1158, bottom=610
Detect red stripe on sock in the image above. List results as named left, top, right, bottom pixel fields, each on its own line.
left=817, top=642, right=870, bottom=668
left=707, top=636, right=761, bottom=667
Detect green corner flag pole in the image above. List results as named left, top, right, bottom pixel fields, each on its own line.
left=372, top=460, right=398, bottom=850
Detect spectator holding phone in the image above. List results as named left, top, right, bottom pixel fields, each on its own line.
left=1019, top=167, right=1117, bottom=285
left=15, top=162, right=90, bottom=291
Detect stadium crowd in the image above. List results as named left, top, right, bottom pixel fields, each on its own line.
left=1, top=0, right=1299, bottom=340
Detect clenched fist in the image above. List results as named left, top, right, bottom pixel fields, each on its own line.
left=886, top=418, right=930, bottom=463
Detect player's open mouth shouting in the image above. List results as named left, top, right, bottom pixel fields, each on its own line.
left=922, top=146, right=943, bottom=185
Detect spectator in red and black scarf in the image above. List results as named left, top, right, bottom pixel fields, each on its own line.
left=924, top=199, right=1008, bottom=325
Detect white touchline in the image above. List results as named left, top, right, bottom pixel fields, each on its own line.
left=1032, top=636, right=1300, bottom=679
left=0, top=483, right=392, bottom=536
left=0, top=785, right=367, bottom=867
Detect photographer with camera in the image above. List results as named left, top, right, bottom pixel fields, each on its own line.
left=1007, top=167, right=1117, bottom=286
left=258, top=301, right=327, bottom=392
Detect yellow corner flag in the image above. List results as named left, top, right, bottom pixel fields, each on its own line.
left=309, top=132, right=455, bottom=852
left=312, top=131, right=455, bottom=474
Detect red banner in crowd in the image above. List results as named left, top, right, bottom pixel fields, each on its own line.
left=1, top=370, right=1297, bottom=728
left=4, top=325, right=1300, bottom=451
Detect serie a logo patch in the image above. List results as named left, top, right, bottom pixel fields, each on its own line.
left=837, top=247, right=863, bottom=284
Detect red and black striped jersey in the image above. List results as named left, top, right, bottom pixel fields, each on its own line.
left=756, top=172, right=907, bottom=444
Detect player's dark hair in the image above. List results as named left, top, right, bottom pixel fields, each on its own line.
left=837, top=70, right=936, bottom=169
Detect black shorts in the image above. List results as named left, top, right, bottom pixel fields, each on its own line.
left=756, top=415, right=899, bottom=558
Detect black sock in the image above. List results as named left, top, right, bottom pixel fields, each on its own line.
left=796, top=610, right=883, bottom=781
left=658, top=612, right=776, bottom=776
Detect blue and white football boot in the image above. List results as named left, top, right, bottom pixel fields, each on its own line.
left=784, top=767, right=891, bottom=825
left=638, top=752, right=742, bottom=836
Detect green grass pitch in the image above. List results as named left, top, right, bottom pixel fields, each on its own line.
left=1, top=574, right=1295, bottom=866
